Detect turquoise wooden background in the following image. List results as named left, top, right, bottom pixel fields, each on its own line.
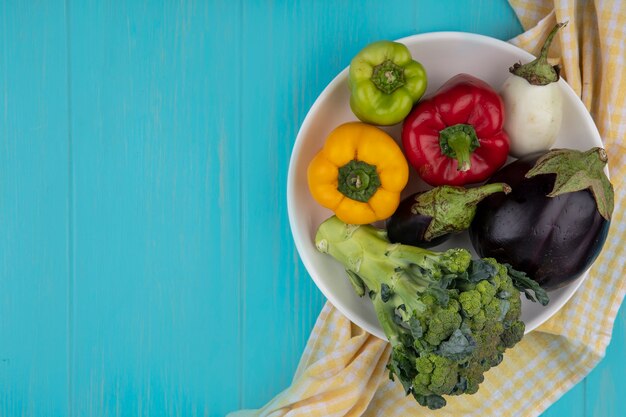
left=1, top=1, right=623, bottom=416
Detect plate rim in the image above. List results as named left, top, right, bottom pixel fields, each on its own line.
left=287, top=31, right=605, bottom=340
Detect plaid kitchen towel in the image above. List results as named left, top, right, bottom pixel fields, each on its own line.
left=229, top=0, right=626, bottom=415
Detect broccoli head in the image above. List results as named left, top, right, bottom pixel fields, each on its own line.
left=315, top=216, right=549, bottom=410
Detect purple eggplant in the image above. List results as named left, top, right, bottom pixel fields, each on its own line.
left=469, top=148, right=613, bottom=290
left=386, top=183, right=511, bottom=248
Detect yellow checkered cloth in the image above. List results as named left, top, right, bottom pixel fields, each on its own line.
left=229, top=0, right=626, bottom=415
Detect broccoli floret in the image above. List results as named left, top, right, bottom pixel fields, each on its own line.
left=471, top=319, right=506, bottom=370
left=506, top=295, right=522, bottom=323
left=458, top=361, right=485, bottom=395
left=469, top=310, right=487, bottom=331
left=484, top=298, right=502, bottom=319
left=475, top=280, right=497, bottom=304
left=423, top=304, right=462, bottom=346
left=315, top=216, right=549, bottom=410
left=413, top=393, right=447, bottom=410
left=412, top=353, right=459, bottom=405
left=459, top=290, right=482, bottom=317
left=438, top=248, right=472, bottom=274
left=502, top=320, right=525, bottom=348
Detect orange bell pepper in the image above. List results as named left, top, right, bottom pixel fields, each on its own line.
left=307, top=122, right=409, bottom=224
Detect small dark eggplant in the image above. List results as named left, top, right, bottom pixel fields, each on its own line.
left=386, top=183, right=511, bottom=248
left=469, top=148, right=613, bottom=290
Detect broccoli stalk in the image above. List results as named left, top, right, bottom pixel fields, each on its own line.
left=315, top=215, right=471, bottom=308
left=315, top=216, right=549, bottom=410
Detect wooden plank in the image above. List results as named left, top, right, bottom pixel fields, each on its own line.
left=0, top=1, right=69, bottom=415
left=586, top=304, right=626, bottom=417
left=415, top=0, right=523, bottom=39
left=542, top=384, right=586, bottom=417
left=68, top=1, right=241, bottom=415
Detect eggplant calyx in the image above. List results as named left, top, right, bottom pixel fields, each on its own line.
left=411, top=183, right=511, bottom=241
left=525, top=147, right=614, bottom=220
left=509, top=22, right=567, bottom=85
left=509, top=22, right=568, bottom=85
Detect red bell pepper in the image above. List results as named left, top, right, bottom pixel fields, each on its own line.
left=402, top=74, right=510, bottom=186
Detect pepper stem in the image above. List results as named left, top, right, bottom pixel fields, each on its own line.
left=337, top=160, right=381, bottom=202
left=371, top=60, right=406, bottom=94
left=438, top=124, right=480, bottom=172
left=510, top=22, right=567, bottom=85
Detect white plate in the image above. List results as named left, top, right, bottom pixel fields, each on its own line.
left=287, top=32, right=604, bottom=340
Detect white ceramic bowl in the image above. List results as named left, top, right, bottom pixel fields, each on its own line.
left=287, top=32, right=604, bottom=340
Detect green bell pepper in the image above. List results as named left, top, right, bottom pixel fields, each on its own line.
left=348, top=41, right=427, bottom=126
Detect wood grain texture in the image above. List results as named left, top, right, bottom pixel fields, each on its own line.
left=0, top=1, right=69, bottom=416
left=586, top=304, right=626, bottom=417
left=68, top=1, right=242, bottom=416
left=0, top=0, right=624, bottom=416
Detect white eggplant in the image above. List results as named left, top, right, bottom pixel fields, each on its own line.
left=502, top=77, right=562, bottom=157
left=501, top=22, right=567, bottom=158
